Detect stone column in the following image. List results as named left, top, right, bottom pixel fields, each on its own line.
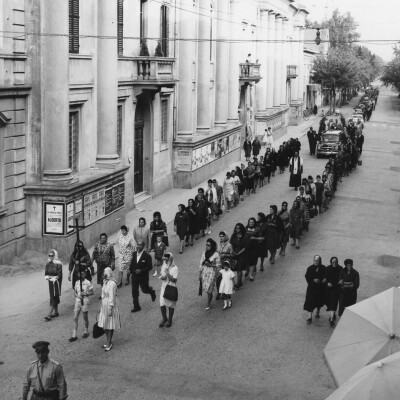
left=42, top=0, right=73, bottom=183
left=297, top=26, right=305, bottom=104
left=280, top=19, right=289, bottom=106
left=266, top=11, right=276, bottom=109
left=227, top=0, right=241, bottom=123
left=96, top=0, right=120, bottom=168
left=290, top=26, right=299, bottom=103
left=257, top=10, right=269, bottom=111
left=178, top=0, right=195, bottom=135
left=196, top=0, right=211, bottom=132
left=273, top=15, right=282, bottom=108
left=214, top=0, right=230, bottom=126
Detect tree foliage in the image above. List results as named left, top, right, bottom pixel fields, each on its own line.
left=381, top=47, right=400, bottom=92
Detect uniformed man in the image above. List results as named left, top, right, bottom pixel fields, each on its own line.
left=22, top=341, right=68, bottom=400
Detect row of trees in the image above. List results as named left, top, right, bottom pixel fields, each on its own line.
left=308, top=10, right=384, bottom=110
left=380, top=47, right=400, bottom=93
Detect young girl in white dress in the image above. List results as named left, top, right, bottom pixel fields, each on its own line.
left=218, top=261, right=236, bottom=310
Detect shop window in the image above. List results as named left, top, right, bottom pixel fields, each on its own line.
left=117, top=0, right=124, bottom=55
left=69, top=0, right=79, bottom=54
left=161, top=99, right=168, bottom=143
left=69, top=110, right=79, bottom=172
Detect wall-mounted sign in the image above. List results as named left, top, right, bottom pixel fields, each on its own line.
left=66, top=201, right=75, bottom=234
left=84, top=188, right=106, bottom=226
left=43, top=202, right=65, bottom=235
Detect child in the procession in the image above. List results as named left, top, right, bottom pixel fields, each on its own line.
left=218, top=261, right=236, bottom=310
left=153, top=235, right=167, bottom=277
left=69, top=269, right=94, bottom=342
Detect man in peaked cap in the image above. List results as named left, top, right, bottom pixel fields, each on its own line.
left=22, top=341, right=68, bottom=400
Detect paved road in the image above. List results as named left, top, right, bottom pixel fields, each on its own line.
left=1, top=89, right=400, bottom=400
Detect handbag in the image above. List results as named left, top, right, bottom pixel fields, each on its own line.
left=92, top=316, right=105, bottom=339
left=164, top=284, right=178, bottom=301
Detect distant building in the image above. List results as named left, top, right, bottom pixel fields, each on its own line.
left=0, top=0, right=311, bottom=263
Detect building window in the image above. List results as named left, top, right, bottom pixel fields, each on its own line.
left=69, top=111, right=79, bottom=172
left=140, top=0, right=147, bottom=41
left=69, top=0, right=79, bottom=54
left=161, top=99, right=168, bottom=143
left=117, top=0, right=124, bottom=55
left=160, top=4, right=169, bottom=57
left=210, top=3, right=213, bottom=60
left=117, top=105, right=123, bottom=156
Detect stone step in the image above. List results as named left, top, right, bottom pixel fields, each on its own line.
left=133, top=191, right=152, bottom=208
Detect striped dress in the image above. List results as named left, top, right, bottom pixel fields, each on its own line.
left=98, top=279, right=121, bottom=330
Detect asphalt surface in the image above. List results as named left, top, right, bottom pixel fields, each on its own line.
left=1, top=88, right=400, bottom=400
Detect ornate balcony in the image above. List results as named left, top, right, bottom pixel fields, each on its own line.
left=287, top=65, right=298, bottom=80
left=239, top=63, right=262, bottom=83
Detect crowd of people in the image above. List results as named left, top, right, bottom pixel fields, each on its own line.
left=41, top=93, right=376, bottom=352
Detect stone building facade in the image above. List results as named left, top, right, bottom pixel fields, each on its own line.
left=0, top=0, right=311, bottom=263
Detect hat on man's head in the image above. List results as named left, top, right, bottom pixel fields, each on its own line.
left=32, top=341, right=50, bottom=351
left=344, top=259, right=353, bottom=266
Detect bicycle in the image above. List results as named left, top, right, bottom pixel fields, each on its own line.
left=303, top=109, right=310, bottom=120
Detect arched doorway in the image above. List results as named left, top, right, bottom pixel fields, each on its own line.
left=134, top=102, right=144, bottom=193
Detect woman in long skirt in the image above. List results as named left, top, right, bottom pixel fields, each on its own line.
left=304, top=255, right=326, bottom=323
left=98, top=267, right=121, bottom=351
left=44, top=249, right=63, bottom=321
left=338, top=259, right=360, bottom=317
left=159, top=253, right=179, bottom=328
left=278, top=202, right=290, bottom=256
left=265, top=205, right=283, bottom=264
left=325, top=257, right=343, bottom=326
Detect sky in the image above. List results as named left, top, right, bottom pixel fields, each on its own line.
left=301, top=0, right=400, bottom=61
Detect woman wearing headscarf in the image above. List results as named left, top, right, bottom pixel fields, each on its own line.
left=68, top=241, right=92, bottom=289
left=325, top=257, right=343, bottom=326
left=98, top=267, right=121, bottom=351
left=266, top=205, right=283, bottom=264
left=304, top=255, right=326, bottom=323
left=159, top=253, right=178, bottom=328
left=246, top=217, right=261, bottom=281
left=133, top=217, right=151, bottom=252
left=92, top=233, right=115, bottom=291
left=185, top=198, right=198, bottom=246
left=150, top=211, right=168, bottom=250
left=278, top=202, right=290, bottom=256
left=289, top=200, right=302, bottom=249
left=113, top=225, right=136, bottom=288
left=44, top=249, right=63, bottom=321
left=230, top=223, right=249, bottom=290
left=338, top=259, right=360, bottom=317
left=174, top=204, right=189, bottom=254
left=199, top=238, right=221, bottom=310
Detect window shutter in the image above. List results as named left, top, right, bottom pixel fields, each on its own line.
left=69, top=0, right=79, bottom=54
left=117, top=0, right=124, bottom=55
left=165, top=5, right=169, bottom=57
left=160, top=5, right=169, bottom=57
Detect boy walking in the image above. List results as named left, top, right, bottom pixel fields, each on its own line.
left=153, top=235, right=167, bottom=277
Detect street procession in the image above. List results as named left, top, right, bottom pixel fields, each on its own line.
left=1, top=0, right=400, bottom=399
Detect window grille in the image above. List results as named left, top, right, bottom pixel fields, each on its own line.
left=161, top=99, right=168, bottom=143
left=69, top=111, right=79, bottom=172
left=117, top=0, right=124, bottom=55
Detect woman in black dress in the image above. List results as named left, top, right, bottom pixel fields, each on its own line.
left=195, top=193, right=208, bottom=237
left=185, top=198, right=198, bottom=246
left=304, top=255, right=326, bottom=323
left=256, top=212, right=268, bottom=271
left=150, top=211, right=169, bottom=250
left=230, top=223, right=249, bottom=290
left=92, top=233, right=115, bottom=290
left=278, top=202, right=290, bottom=256
left=338, top=259, right=360, bottom=317
left=266, top=205, right=283, bottom=264
left=243, top=136, right=252, bottom=161
left=277, top=145, right=286, bottom=174
left=174, top=204, right=189, bottom=254
left=325, top=257, right=343, bottom=326
left=270, top=148, right=278, bottom=177
left=246, top=217, right=261, bottom=281
left=68, top=241, right=92, bottom=289
left=235, top=166, right=245, bottom=201
left=263, top=154, right=272, bottom=183
left=44, top=249, right=63, bottom=321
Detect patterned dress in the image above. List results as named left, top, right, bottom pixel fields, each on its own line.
left=116, top=234, right=135, bottom=272
left=92, top=242, right=115, bottom=285
left=98, top=279, right=121, bottom=330
left=199, top=252, right=221, bottom=294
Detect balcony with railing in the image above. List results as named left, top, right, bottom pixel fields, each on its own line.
left=287, top=65, right=298, bottom=80
left=118, top=57, right=177, bottom=86
left=239, top=63, right=262, bottom=83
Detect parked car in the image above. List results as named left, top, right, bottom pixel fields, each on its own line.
left=352, top=114, right=364, bottom=123
left=316, top=130, right=341, bottom=158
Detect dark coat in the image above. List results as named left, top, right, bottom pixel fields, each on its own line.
left=325, top=265, right=343, bottom=311
left=338, top=268, right=360, bottom=316
left=243, top=140, right=252, bottom=158
left=304, top=264, right=326, bottom=312
left=129, top=251, right=153, bottom=281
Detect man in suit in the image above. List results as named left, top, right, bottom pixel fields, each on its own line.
left=130, top=240, right=156, bottom=312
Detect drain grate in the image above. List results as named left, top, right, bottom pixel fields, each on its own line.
left=377, top=255, right=400, bottom=268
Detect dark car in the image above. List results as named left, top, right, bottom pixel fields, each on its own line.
left=316, top=130, right=341, bottom=158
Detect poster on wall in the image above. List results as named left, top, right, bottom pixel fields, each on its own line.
left=66, top=201, right=75, bottom=234
left=43, top=202, right=65, bottom=235
left=105, top=179, right=125, bottom=216
left=83, top=188, right=106, bottom=226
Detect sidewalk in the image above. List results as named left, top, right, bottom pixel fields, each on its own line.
left=0, top=98, right=358, bottom=318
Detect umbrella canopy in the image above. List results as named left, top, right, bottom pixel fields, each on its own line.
left=324, top=287, right=400, bottom=386
left=325, top=352, right=400, bottom=400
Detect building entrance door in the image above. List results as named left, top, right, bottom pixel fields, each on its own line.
left=134, top=104, right=144, bottom=194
